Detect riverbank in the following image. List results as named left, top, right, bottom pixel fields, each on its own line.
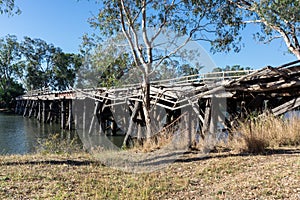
left=1, top=148, right=300, bottom=199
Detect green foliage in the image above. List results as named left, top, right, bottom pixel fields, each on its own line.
left=0, top=35, right=25, bottom=109
left=0, top=78, right=24, bottom=108
left=90, top=0, right=244, bottom=53
left=51, top=52, right=82, bottom=90
left=0, top=0, right=20, bottom=16
left=0, top=34, right=82, bottom=108
left=78, top=33, right=135, bottom=88
left=212, top=64, right=252, bottom=72
left=20, top=36, right=82, bottom=90
left=224, top=0, right=300, bottom=58
left=83, top=0, right=242, bottom=88
left=0, top=35, right=24, bottom=81
left=37, top=133, right=84, bottom=155
left=209, top=65, right=252, bottom=79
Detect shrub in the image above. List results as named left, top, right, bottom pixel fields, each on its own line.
left=37, top=133, right=84, bottom=155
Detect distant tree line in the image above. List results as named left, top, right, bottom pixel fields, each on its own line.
left=212, top=65, right=252, bottom=74
left=0, top=35, right=82, bottom=109
left=2, top=0, right=299, bottom=114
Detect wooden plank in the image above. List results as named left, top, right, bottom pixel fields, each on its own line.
left=271, top=97, right=300, bottom=116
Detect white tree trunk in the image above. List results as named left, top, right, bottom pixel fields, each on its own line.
left=142, top=79, right=152, bottom=139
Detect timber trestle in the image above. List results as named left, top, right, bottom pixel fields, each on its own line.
left=15, top=60, right=300, bottom=145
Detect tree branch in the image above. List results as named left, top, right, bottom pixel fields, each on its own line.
left=119, top=0, right=147, bottom=75
left=263, top=35, right=283, bottom=44
left=118, top=1, right=141, bottom=72
left=260, top=16, right=298, bottom=57
left=142, top=0, right=152, bottom=75
left=150, top=28, right=194, bottom=75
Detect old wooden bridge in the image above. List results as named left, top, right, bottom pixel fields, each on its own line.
left=15, top=60, right=300, bottom=146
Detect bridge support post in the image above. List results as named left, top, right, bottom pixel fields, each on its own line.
left=185, top=111, right=192, bottom=149
left=15, top=100, right=21, bottom=114
left=61, top=99, right=66, bottom=129
left=37, top=100, right=41, bottom=121
left=88, top=101, right=99, bottom=135
left=67, top=100, right=72, bottom=130
left=46, top=101, right=53, bottom=123
left=83, top=99, right=86, bottom=134
left=202, top=99, right=211, bottom=137
left=28, top=100, right=36, bottom=118
left=42, top=100, right=47, bottom=123
left=23, top=100, right=30, bottom=117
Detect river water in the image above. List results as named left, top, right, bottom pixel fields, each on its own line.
left=0, top=112, right=124, bottom=155
left=0, top=112, right=66, bottom=155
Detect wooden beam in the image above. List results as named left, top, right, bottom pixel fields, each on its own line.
left=271, top=97, right=300, bottom=116
left=202, top=99, right=211, bottom=137
left=122, top=101, right=140, bottom=147
left=88, top=101, right=100, bottom=135
left=61, top=99, right=66, bottom=129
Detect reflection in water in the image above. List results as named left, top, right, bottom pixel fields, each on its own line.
left=0, top=112, right=67, bottom=155
left=0, top=112, right=124, bottom=155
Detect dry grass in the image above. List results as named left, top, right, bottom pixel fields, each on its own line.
left=134, top=113, right=300, bottom=154
left=0, top=149, right=300, bottom=199
left=1, top=114, right=300, bottom=199
left=229, top=114, right=300, bottom=153
left=134, top=113, right=190, bottom=153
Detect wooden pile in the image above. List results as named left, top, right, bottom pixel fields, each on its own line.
left=16, top=60, right=300, bottom=145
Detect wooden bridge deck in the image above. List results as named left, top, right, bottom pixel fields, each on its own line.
left=15, top=60, right=300, bottom=147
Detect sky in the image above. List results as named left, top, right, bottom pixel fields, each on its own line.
left=0, top=0, right=297, bottom=70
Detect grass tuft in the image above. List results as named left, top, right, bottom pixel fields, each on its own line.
left=230, top=113, right=300, bottom=153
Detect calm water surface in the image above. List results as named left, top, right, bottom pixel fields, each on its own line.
left=0, top=112, right=63, bottom=155
left=0, top=112, right=124, bottom=155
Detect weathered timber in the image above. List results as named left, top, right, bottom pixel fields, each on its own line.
left=88, top=101, right=100, bottom=135
left=271, top=97, right=300, bottom=116
left=15, top=60, right=300, bottom=148
left=123, top=100, right=140, bottom=147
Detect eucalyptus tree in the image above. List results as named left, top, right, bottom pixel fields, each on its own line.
left=0, top=35, right=23, bottom=87
left=78, top=34, right=132, bottom=88
left=20, top=37, right=56, bottom=90
left=0, top=0, right=20, bottom=15
left=51, top=52, right=82, bottom=90
left=0, top=35, right=24, bottom=107
left=21, top=37, right=82, bottom=91
left=226, top=0, right=300, bottom=59
left=88, top=0, right=240, bottom=139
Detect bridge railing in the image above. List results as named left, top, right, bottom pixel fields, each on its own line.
left=151, top=70, right=256, bottom=86
left=22, top=70, right=256, bottom=97
left=23, top=87, right=51, bottom=97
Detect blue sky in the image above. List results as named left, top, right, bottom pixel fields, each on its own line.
left=0, top=0, right=297, bottom=70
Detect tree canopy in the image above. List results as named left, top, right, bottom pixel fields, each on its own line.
left=0, top=0, right=20, bottom=15
left=0, top=35, right=24, bottom=108
left=20, top=37, right=82, bottom=91
left=226, top=0, right=300, bottom=59
left=85, top=0, right=245, bottom=139
left=0, top=35, right=82, bottom=109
